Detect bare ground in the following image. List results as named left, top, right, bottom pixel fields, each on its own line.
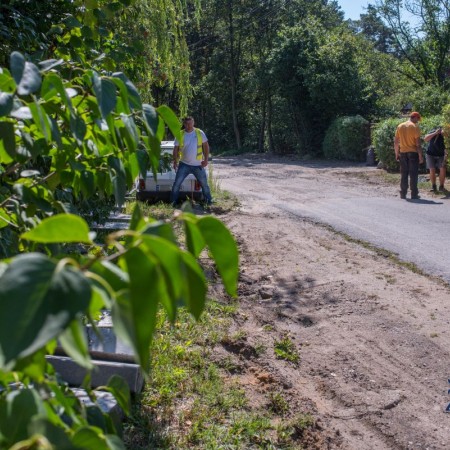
left=209, top=155, right=450, bottom=449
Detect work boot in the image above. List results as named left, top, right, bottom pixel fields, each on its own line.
left=430, top=184, right=437, bottom=192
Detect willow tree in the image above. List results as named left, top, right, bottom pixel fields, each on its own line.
left=0, top=0, right=195, bottom=114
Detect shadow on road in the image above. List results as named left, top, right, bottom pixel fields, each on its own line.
left=407, top=198, right=443, bottom=205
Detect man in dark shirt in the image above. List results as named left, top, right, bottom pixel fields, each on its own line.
left=424, top=127, right=447, bottom=192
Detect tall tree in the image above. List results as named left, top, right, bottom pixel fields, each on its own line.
left=375, top=0, right=450, bottom=86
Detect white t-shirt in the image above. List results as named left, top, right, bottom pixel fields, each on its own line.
left=174, top=128, right=208, bottom=166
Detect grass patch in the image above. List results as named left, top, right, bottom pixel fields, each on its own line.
left=274, top=336, right=300, bottom=365
left=123, top=301, right=316, bottom=449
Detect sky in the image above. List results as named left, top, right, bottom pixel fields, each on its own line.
left=336, top=0, right=371, bottom=20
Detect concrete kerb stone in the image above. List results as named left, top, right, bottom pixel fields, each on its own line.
left=46, top=355, right=144, bottom=393
left=47, top=312, right=145, bottom=393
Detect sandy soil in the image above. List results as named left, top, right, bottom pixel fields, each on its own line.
left=210, top=155, right=450, bottom=449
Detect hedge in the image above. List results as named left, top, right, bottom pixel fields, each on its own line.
left=323, top=115, right=370, bottom=161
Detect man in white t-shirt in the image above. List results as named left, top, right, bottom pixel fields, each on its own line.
left=171, top=116, right=213, bottom=205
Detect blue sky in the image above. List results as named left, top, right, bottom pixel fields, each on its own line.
left=336, top=0, right=370, bottom=20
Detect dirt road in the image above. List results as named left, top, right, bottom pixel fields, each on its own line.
left=213, top=155, right=450, bottom=449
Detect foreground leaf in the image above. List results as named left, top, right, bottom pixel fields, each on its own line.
left=0, top=253, right=91, bottom=367
left=21, top=214, right=92, bottom=244
left=197, top=216, right=239, bottom=297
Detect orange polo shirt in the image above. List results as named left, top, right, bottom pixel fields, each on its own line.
left=395, top=120, right=420, bottom=152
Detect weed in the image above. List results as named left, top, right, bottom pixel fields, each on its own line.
left=263, top=324, right=274, bottom=332
left=254, top=342, right=267, bottom=356
left=268, top=391, right=289, bottom=415
left=231, top=329, right=247, bottom=341
left=274, top=336, right=300, bottom=364
left=277, top=413, right=316, bottom=443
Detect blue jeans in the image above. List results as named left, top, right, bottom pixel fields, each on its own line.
left=171, top=162, right=212, bottom=204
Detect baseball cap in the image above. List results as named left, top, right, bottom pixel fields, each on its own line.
left=410, top=111, right=421, bottom=120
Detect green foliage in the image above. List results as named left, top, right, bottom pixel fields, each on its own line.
left=0, top=52, right=239, bottom=448
left=0, top=0, right=194, bottom=113
left=373, top=117, right=403, bottom=171
left=373, top=115, right=443, bottom=170
left=274, top=336, right=299, bottom=364
left=323, top=115, right=370, bottom=160
left=376, top=0, right=450, bottom=86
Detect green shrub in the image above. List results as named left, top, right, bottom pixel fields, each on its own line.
left=323, top=115, right=370, bottom=161
left=373, top=115, right=443, bottom=171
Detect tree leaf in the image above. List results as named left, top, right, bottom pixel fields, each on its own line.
left=89, top=261, right=129, bottom=293
left=0, top=253, right=91, bottom=367
left=179, top=251, right=206, bottom=319
left=0, top=70, right=16, bottom=93
left=28, top=417, right=74, bottom=449
left=108, top=156, right=127, bottom=207
left=0, top=122, right=16, bottom=162
left=10, top=52, right=42, bottom=96
left=10, top=52, right=25, bottom=86
left=101, top=374, right=131, bottom=416
left=29, top=100, right=51, bottom=143
left=136, top=148, right=150, bottom=178
left=93, top=73, right=117, bottom=119
left=80, top=170, right=96, bottom=198
left=115, top=247, right=160, bottom=370
left=0, top=389, right=46, bottom=445
left=72, top=427, right=109, bottom=449
left=21, top=214, right=92, bottom=244
left=197, top=216, right=239, bottom=297
left=0, top=93, right=13, bottom=117
left=157, top=105, right=181, bottom=141
left=70, top=112, right=87, bottom=146
left=182, top=214, right=206, bottom=258
left=112, top=72, right=141, bottom=110
left=59, top=319, right=93, bottom=370
left=129, top=202, right=144, bottom=232
left=120, top=114, right=138, bottom=152
left=142, top=104, right=159, bottom=137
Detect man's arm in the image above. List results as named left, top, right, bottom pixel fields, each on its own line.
left=424, top=129, right=441, bottom=142
left=201, top=141, right=209, bottom=168
left=394, top=136, right=400, bottom=161
left=173, top=145, right=180, bottom=170
left=415, top=136, right=423, bottom=164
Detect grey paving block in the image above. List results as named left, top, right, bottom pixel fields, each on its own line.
left=72, top=388, right=123, bottom=428
left=85, top=315, right=136, bottom=364
left=46, top=355, right=144, bottom=393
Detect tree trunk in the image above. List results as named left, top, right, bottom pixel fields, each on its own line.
left=228, top=0, right=242, bottom=150
left=267, top=94, right=275, bottom=153
left=258, top=96, right=267, bottom=153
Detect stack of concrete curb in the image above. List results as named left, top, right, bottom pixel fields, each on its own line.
left=47, top=313, right=144, bottom=394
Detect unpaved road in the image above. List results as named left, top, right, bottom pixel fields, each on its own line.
left=212, top=155, right=450, bottom=449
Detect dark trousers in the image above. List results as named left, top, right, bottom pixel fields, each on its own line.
left=400, top=152, right=419, bottom=196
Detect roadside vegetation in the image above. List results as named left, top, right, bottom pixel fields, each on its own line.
left=124, top=303, right=317, bottom=449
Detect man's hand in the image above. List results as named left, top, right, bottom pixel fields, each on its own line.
left=395, top=152, right=400, bottom=162
left=173, top=160, right=178, bottom=170
left=419, top=154, right=424, bottom=164
left=201, top=160, right=208, bottom=168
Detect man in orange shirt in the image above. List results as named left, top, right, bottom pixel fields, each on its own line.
left=394, top=111, right=423, bottom=199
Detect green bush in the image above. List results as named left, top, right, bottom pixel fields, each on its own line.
left=322, top=115, right=370, bottom=161
left=373, top=115, right=443, bottom=171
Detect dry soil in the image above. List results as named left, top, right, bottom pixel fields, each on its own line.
left=210, top=155, right=450, bottom=449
